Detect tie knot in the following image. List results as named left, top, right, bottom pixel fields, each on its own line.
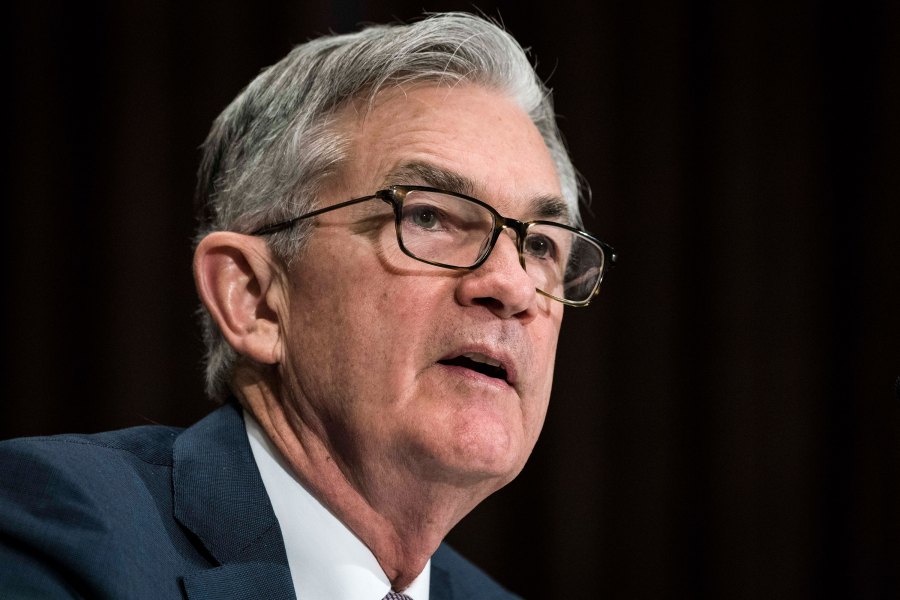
left=383, top=592, right=413, bottom=600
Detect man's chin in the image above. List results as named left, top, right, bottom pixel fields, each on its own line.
left=409, top=423, right=527, bottom=489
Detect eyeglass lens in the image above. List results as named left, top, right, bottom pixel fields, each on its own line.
left=396, top=189, right=605, bottom=303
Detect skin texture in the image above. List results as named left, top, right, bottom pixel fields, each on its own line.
left=194, top=83, right=565, bottom=591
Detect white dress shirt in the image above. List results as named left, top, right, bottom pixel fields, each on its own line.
left=244, top=411, right=431, bottom=600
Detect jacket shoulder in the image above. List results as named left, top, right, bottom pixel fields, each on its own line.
left=0, top=424, right=194, bottom=597
left=1, top=422, right=182, bottom=465
left=0, top=423, right=184, bottom=512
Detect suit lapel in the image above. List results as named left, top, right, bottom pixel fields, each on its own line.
left=173, top=403, right=295, bottom=600
left=429, top=563, right=454, bottom=600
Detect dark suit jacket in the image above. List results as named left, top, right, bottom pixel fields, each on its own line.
left=0, top=403, right=521, bottom=599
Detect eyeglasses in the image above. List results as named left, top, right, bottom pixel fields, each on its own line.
left=251, top=185, right=617, bottom=306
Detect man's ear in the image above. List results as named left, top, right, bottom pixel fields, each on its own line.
left=193, top=232, right=286, bottom=365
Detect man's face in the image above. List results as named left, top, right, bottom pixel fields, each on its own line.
left=278, top=84, right=566, bottom=498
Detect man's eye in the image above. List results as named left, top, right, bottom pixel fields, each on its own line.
left=525, top=234, right=555, bottom=259
left=405, top=205, right=443, bottom=229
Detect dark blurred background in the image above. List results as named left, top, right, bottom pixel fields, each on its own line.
left=5, top=1, right=899, bottom=598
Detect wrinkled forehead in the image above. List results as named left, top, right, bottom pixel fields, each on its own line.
left=330, top=83, right=573, bottom=223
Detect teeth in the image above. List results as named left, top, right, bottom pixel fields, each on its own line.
left=462, top=352, right=502, bottom=368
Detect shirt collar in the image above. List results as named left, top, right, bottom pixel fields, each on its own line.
left=244, top=410, right=431, bottom=600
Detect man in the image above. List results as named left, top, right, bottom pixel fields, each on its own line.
left=0, top=12, right=614, bottom=599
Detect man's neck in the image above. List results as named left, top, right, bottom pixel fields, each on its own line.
left=244, top=410, right=432, bottom=597
left=236, top=375, right=486, bottom=590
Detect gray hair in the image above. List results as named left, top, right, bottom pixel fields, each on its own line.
left=195, top=12, right=582, bottom=401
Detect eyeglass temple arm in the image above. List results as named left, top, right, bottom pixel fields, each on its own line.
left=251, top=194, right=383, bottom=236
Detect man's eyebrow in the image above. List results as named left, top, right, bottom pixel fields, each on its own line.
left=383, top=161, right=573, bottom=224
left=381, top=162, right=476, bottom=196
left=529, top=194, right=570, bottom=222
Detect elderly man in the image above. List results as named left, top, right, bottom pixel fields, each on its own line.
left=0, top=12, right=614, bottom=599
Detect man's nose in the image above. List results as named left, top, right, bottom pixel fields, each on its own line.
left=454, top=231, right=537, bottom=320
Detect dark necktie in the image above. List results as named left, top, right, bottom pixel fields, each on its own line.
left=382, top=592, right=413, bottom=600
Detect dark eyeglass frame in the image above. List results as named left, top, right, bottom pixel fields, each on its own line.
left=251, top=185, right=617, bottom=307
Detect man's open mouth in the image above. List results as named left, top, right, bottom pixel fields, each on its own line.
left=438, top=352, right=509, bottom=382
